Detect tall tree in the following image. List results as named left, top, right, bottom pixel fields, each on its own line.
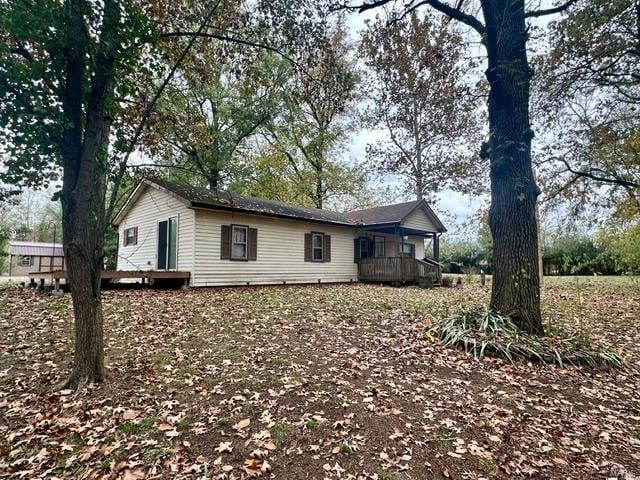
left=343, top=0, right=581, bottom=334
left=267, top=23, right=360, bottom=209
left=361, top=11, right=484, bottom=201
left=237, top=141, right=370, bottom=209
left=536, top=0, right=640, bottom=220
left=143, top=51, right=290, bottom=190
left=1, top=0, right=159, bottom=388
left=1, top=0, right=326, bottom=388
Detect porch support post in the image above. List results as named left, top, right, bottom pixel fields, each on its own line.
left=433, top=234, right=440, bottom=262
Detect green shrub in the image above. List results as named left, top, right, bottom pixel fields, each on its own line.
left=427, top=306, right=625, bottom=369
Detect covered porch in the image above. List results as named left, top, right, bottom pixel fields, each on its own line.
left=355, top=225, right=443, bottom=285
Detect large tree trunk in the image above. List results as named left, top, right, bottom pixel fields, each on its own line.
left=56, top=0, right=118, bottom=389
left=482, top=0, right=543, bottom=334
left=61, top=192, right=106, bottom=388
left=208, top=169, right=221, bottom=190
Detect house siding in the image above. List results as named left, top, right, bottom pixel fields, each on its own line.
left=116, top=186, right=195, bottom=273
left=402, top=207, right=438, bottom=232
left=192, top=209, right=358, bottom=287
left=6, top=256, right=64, bottom=277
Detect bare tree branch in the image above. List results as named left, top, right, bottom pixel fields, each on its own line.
left=525, top=0, right=579, bottom=18
left=104, top=0, right=223, bottom=225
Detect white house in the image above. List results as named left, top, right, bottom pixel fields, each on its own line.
left=113, top=178, right=446, bottom=287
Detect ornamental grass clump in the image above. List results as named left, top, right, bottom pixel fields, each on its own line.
left=427, top=306, right=625, bottom=369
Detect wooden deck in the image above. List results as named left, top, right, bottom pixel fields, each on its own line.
left=358, top=257, right=443, bottom=284
left=28, top=270, right=190, bottom=289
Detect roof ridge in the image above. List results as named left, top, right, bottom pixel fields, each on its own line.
left=346, top=199, right=422, bottom=215
left=151, top=177, right=341, bottom=215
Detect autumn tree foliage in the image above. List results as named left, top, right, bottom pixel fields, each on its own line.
left=360, top=12, right=485, bottom=201
left=0, top=0, right=327, bottom=389
left=265, top=23, right=362, bottom=209
left=141, top=48, right=290, bottom=191
left=537, top=0, right=640, bottom=220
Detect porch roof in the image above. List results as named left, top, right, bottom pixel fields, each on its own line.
left=359, top=225, right=436, bottom=237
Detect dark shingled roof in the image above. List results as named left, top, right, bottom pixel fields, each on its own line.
left=345, top=200, right=423, bottom=226
left=150, top=178, right=353, bottom=226
left=125, top=178, right=445, bottom=232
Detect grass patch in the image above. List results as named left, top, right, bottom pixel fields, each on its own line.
left=304, top=418, right=319, bottom=430
left=176, top=415, right=193, bottom=431
left=431, top=425, right=452, bottom=451
left=151, top=352, right=173, bottom=366
left=271, top=422, right=293, bottom=444
left=143, top=447, right=170, bottom=464
left=118, top=416, right=157, bottom=435
left=216, top=416, right=232, bottom=428
left=177, top=363, right=198, bottom=377
left=427, top=306, right=625, bottom=368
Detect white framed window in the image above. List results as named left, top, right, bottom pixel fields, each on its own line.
left=232, top=225, right=248, bottom=260
left=312, top=233, right=324, bottom=262
left=18, top=256, right=32, bottom=267
left=374, top=236, right=385, bottom=257
left=123, top=227, right=137, bottom=246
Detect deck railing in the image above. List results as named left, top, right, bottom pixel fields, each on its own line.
left=358, top=257, right=443, bottom=284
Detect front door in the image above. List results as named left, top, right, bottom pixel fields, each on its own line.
left=157, top=217, right=177, bottom=270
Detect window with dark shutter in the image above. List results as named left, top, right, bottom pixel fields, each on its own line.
left=222, top=225, right=258, bottom=261
left=354, top=238, right=360, bottom=262
left=247, top=228, right=258, bottom=261
left=304, top=232, right=330, bottom=262
left=323, top=235, right=331, bottom=262
left=304, top=233, right=312, bottom=261
left=312, top=233, right=324, bottom=261
left=231, top=225, right=248, bottom=260
left=221, top=225, right=231, bottom=259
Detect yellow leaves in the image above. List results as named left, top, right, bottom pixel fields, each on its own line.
left=122, top=469, right=145, bottom=480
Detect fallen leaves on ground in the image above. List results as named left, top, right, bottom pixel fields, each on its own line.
left=0, top=277, right=639, bottom=479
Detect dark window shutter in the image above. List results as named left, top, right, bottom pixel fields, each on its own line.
left=354, top=238, right=360, bottom=262
left=133, top=227, right=138, bottom=246
left=304, top=233, right=312, bottom=262
left=248, top=228, right=258, bottom=261
left=324, top=235, right=331, bottom=262
left=221, top=225, right=231, bottom=259
left=123, top=229, right=127, bottom=246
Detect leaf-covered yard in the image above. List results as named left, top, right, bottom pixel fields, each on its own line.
left=1, top=277, right=639, bottom=479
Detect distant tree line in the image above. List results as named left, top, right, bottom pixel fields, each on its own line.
left=441, top=222, right=640, bottom=276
